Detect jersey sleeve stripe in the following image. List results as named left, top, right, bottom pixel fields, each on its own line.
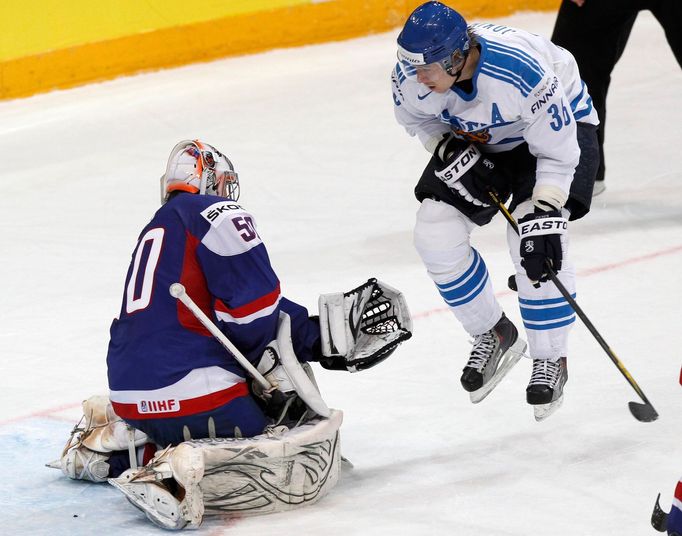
left=481, top=41, right=545, bottom=97
left=480, top=65, right=533, bottom=97
left=569, top=81, right=595, bottom=120
left=572, top=96, right=593, bottom=120
left=570, top=81, right=587, bottom=111
left=484, top=41, right=545, bottom=77
left=214, top=284, right=282, bottom=324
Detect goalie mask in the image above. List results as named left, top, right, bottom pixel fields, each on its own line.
left=160, top=140, right=239, bottom=204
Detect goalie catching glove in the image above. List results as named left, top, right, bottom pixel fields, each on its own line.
left=318, top=278, right=412, bottom=372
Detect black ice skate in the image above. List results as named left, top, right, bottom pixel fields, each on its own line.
left=527, top=357, right=568, bottom=421
left=460, top=314, right=527, bottom=404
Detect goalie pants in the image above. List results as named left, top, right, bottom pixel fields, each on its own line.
left=413, top=126, right=599, bottom=361
left=124, top=393, right=269, bottom=447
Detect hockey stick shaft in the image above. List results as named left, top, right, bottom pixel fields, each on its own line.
left=169, top=283, right=272, bottom=391
left=488, top=191, right=658, bottom=420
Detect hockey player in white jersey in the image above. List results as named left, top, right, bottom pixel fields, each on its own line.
left=392, top=1, right=600, bottom=419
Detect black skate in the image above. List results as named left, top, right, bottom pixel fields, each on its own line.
left=527, top=357, right=568, bottom=421
left=460, top=314, right=527, bottom=404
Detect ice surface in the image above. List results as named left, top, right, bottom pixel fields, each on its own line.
left=1, top=10, right=681, bottom=536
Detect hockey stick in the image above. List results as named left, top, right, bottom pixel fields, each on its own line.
left=169, top=283, right=273, bottom=391
left=487, top=190, right=659, bottom=422
left=651, top=493, right=668, bottom=532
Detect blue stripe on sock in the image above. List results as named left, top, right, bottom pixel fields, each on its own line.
left=436, top=249, right=490, bottom=307
left=520, top=303, right=575, bottom=322
left=518, top=294, right=576, bottom=306
left=523, top=316, right=576, bottom=331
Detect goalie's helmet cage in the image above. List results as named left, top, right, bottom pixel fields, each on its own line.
left=397, top=1, right=469, bottom=75
left=160, top=140, right=240, bottom=204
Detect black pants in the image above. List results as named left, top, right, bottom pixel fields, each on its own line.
left=551, top=0, right=682, bottom=183
left=414, top=123, right=599, bottom=226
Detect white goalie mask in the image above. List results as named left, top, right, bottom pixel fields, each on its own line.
left=160, top=140, right=240, bottom=204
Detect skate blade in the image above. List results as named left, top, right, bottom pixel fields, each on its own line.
left=533, top=395, right=564, bottom=422
left=470, top=338, right=527, bottom=404
left=45, top=459, right=61, bottom=470
left=341, top=455, right=354, bottom=471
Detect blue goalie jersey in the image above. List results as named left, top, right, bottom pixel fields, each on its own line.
left=106, top=193, right=319, bottom=421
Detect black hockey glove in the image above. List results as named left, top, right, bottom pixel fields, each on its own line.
left=518, top=208, right=568, bottom=284
left=433, top=134, right=502, bottom=207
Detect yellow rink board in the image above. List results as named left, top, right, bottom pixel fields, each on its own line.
left=0, top=0, right=558, bottom=100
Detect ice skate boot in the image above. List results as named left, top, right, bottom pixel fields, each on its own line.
left=460, top=314, right=527, bottom=403
left=527, top=357, right=568, bottom=421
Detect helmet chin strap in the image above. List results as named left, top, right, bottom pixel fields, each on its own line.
left=448, top=50, right=469, bottom=84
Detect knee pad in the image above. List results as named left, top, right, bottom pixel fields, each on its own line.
left=414, top=199, right=474, bottom=280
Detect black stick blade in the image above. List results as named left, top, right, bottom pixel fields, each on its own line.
left=507, top=274, right=518, bottom=292
left=651, top=493, right=668, bottom=532
left=629, top=401, right=659, bottom=422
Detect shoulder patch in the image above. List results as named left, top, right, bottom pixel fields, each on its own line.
left=201, top=201, right=245, bottom=227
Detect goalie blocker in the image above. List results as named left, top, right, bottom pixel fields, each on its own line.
left=318, top=278, right=413, bottom=372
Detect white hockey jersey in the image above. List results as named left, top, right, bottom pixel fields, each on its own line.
left=392, top=22, right=599, bottom=199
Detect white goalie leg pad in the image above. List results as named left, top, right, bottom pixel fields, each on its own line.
left=58, top=395, right=119, bottom=482
left=319, top=278, right=413, bottom=371
left=47, top=395, right=150, bottom=483
left=200, top=409, right=343, bottom=516
left=72, top=395, right=149, bottom=453
left=109, top=410, right=343, bottom=529
left=59, top=446, right=112, bottom=482
left=109, top=443, right=205, bottom=530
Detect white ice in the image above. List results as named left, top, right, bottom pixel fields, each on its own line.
left=1, top=10, right=681, bottom=536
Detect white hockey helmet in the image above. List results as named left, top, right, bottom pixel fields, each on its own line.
left=160, top=140, right=239, bottom=204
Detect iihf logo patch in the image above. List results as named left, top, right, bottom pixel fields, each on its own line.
left=137, top=399, right=179, bottom=414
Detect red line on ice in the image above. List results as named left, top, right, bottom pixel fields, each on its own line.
left=0, top=401, right=81, bottom=426
left=413, top=243, right=682, bottom=319
left=5, top=244, right=682, bottom=425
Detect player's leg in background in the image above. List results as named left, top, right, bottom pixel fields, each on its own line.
left=649, top=0, right=682, bottom=68
left=551, top=0, right=638, bottom=193
left=567, top=123, right=600, bottom=219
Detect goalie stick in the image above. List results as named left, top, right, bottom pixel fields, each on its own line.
left=169, top=283, right=272, bottom=391
left=169, top=283, right=331, bottom=418
left=488, top=190, right=659, bottom=423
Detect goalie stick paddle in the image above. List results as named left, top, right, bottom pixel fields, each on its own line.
left=488, top=190, right=659, bottom=423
